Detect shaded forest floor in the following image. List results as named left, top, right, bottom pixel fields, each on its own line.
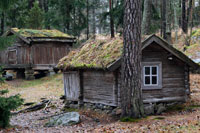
left=0, top=73, right=200, bottom=132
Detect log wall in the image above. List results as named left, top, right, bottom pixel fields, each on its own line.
left=0, top=41, right=71, bottom=70
left=141, top=42, right=188, bottom=103
left=63, top=42, right=190, bottom=106
left=83, top=71, right=117, bottom=106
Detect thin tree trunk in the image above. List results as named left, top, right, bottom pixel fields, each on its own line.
left=166, top=0, right=172, bottom=43
left=43, top=0, right=50, bottom=29
left=161, top=0, right=167, bottom=39
left=92, top=0, right=96, bottom=39
left=86, top=0, right=89, bottom=40
left=121, top=0, right=144, bottom=118
left=109, top=0, right=115, bottom=38
left=142, top=0, right=152, bottom=35
left=0, top=12, right=5, bottom=36
left=173, top=0, right=179, bottom=43
left=187, top=0, right=194, bottom=46
left=182, top=0, right=188, bottom=33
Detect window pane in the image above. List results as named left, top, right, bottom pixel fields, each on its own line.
left=145, top=76, right=150, bottom=85
left=152, top=67, right=157, bottom=75
left=152, top=76, right=157, bottom=84
left=145, top=67, right=150, bottom=75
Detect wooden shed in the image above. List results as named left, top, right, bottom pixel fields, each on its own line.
left=0, top=28, right=76, bottom=79
left=58, top=35, right=199, bottom=107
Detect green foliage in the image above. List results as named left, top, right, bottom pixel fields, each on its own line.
left=0, top=35, right=16, bottom=50
left=0, top=66, right=5, bottom=84
left=0, top=90, right=24, bottom=128
left=26, top=1, right=44, bottom=29
left=0, top=0, right=17, bottom=11
left=0, top=63, right=23, bottom=128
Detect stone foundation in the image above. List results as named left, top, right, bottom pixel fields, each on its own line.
left=64, top=100, right=184, bottom=116
left=25, top=68, right=35, bottom=80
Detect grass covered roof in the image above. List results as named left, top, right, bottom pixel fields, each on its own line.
left=11, top=28, right=73, bottom=38
left=58, top=36, right=123, bottom=70
left=58, top=34, right=199, bottom=70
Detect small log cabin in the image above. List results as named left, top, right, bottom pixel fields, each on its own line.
left=0, top=28, right=76, bottom=79
left=58, top=35, right=199, bottom=106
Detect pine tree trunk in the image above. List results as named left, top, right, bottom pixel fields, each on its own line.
left=173, top=0, right=179, bottom=43
left=142, top=0, right=152, bottom=35
left=0, top=12, right=4, bottom=36
left=86, top=0, right=89, bottom=40
left=92, top=0, right=96, bottom=39
left=121, top=0, right=144, bottom=118
left=182, top=0, right=188, bottom=33
left=43, top=0, right=50, bottom=29
left=161, top=0, right=167, bottom=39
left=166, top=0, right=172, bottom=43
left=109, top=0, right=115, bottom=38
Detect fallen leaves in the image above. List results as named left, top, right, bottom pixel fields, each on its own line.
left=0, top=74, right=200, bottom=132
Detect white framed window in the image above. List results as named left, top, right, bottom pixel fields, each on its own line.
left=144, top=66, right=158, bottom=86
left=142, top=62, right=162, bottom=90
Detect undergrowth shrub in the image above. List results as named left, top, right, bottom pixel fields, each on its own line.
left=0, top=67, right=24, bottom=128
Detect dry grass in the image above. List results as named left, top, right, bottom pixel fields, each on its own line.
left=1, top=74, right=64, bottom=103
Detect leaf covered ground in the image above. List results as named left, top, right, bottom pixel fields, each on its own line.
left=0, top=73, right=200, bottom=133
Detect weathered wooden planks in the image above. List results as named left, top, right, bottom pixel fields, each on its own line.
left=83, top=71, right=117, bottom=106
left=63, top=72, right=80, bottom=101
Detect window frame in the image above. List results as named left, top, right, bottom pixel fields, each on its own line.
left=142, top=62, right=162, bottom=90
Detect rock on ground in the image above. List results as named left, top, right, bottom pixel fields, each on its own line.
left=45, top=112, right=80, bottom=127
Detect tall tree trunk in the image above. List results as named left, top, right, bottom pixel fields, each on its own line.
left=187, top=0, right=193, bottom=33
left=173, top=0, right=179, bottom=43
left=92, top=0, right=96, bottom=39
left=166, top=0, right=172, bottom=43
left=86, top=0, right=89, bottom=40
left=161, top=0, right=167, bottom=39
left=142, top=0, right=152, bottom=35
left=109, top=0, right=115, bottom=38
left=43, top=0, right=50, bottom=29
left=182, top=0, right=188, bottom=33
left=65, top=1, right=71, bottom=31
left=186, top=0, right=194, bottom=47
left=28, top=0, right=35, bottom=9
left=121, top=0, right=144, bottom=118
left=0, top=12, right=5, bottom=36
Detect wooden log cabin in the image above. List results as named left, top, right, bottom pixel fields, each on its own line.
left=58, top=35, right=199, bottom=107
left=0, top=28, right=76, bottom=79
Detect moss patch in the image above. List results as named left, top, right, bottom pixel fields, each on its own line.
left=58, top=36, right=123, bottom=69
left=154, top=117, right=165, bottom=120
left=11, top=28, right=73, bottom=38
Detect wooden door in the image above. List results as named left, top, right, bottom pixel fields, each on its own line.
left=8, top=49, right=17, bottom=64
left=63, top=71, right=80, bottom=101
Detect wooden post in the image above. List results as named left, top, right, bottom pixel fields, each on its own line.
left=114, top=70, right=119, bottom=106
left=78, top=70, right=84, bottom=108
left=25, top=68, right=35, bottom=80
left=184, top=64, right=190, bottom=99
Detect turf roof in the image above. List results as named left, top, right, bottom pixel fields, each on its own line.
left=58, top=37, right=123, bottom=69
left=11, top=28, right=73, bottom=38
left=58, top=34, right=199, bottom=70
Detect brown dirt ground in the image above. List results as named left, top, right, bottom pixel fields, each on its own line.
left=0, top=74, right=200, bottom=133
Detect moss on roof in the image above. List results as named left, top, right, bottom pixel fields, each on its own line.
left=11, top=28, right=73, bottom=38
left=58, top=37, right=123, bottom=69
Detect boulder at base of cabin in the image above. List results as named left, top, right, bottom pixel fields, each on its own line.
left=45, top=112, right=80, bottom=127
